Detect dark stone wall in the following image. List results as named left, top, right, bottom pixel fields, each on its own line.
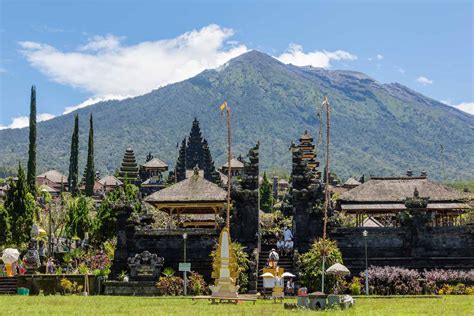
left=130, top=229, right=218, bottom=280
left=111, top=219, right=218, bottom=281
left=331, top=226, right=474, bottom=274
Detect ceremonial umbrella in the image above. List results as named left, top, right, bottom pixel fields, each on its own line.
left=1, top=248, right=20, bottom=264
left=326, top=263, right=350, bottom=276
left=281, top=272, right=296, bottom=278
left=260, top=272, right=274, bottom=277
left=326, top=263, right=350, bottom=294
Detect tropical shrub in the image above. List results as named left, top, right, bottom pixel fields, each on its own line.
left=362, top=266, right=422, bottom=295
left=60, top=278, right=83, bottom=294
left=438, top=283, right=474, bottom=295
left=188, top=272, right=208, bottom=295
left=156, top=276, right=184, bottom=296
left=349, top=277, right=362, bottom=295
left=362, top=266, right=474, bottom=295
left=260, top=210, right=292, bottom=237
left=298, top=238, right=343, bottom=292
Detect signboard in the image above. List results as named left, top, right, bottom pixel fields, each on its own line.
left=179, top=263, right=191, bottom=272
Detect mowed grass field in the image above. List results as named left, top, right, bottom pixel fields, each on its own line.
left=0, top=295, right=473, bottom=315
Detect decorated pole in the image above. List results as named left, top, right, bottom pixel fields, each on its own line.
left=321, top=96, right=331, bottom=293
left=323, top=96, right=330, bottom=240
left=220, top=102, right=232, bottom=231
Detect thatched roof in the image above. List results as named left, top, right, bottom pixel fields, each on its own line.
left=99, top=175, right=123, bottom=186
left=39, top=184, right=58, bottom=193
left=339, top=177, right=470, bottom=202
left=142, top=157, right=168, bottom=169
left=222, top=158, right=244, bottom=169
left=37, top=170, right=67, bottom=183
left=145, top=170, right=226, bottom=203
left=344, top=177, right=361, bottom=186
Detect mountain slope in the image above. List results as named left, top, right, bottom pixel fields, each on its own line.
left=0, top=51, right=473, bottom=180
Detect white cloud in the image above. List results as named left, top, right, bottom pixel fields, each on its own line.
left=63, top=95, right=128, bottom=114
left=18, top=24, right=248, bottom=102
left=79, top=34, right=122, bottom=51
left=416, top=76, right=433, bottom=85
left=395, top=66, right=405, bottom=75
left=376, top=54, right=383, bottom=60
left=276, top=44, right=357, bottom=68
left=442, top=100, right=474, bottom=115
left=0, top=113, right=56, bottom=130
left=454, top=102, right=474, bottom=115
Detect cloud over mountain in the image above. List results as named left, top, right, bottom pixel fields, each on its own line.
left=19, top=24, right=248, bottom=99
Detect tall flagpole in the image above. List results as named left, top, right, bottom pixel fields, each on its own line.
left=226, top=105, right=232, bottom=231
left=323, top=96, right=330, bottom=240
left=220, top=101, right=232, bottom=231
left=321, top=96, right=330, bottom=293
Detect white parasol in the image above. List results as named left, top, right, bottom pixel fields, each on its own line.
left=1, top=248, right=20, bottom=264
left=281, top=272, right=296, bottom=278
left=260, top=272, right=274, bottom=277
left=326, top=263, right=350, bottom=276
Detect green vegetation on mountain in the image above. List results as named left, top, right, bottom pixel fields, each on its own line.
left=0, top=51, right=472, bottom=181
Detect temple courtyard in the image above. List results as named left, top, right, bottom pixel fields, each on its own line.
left=0, top=296, right=472, bottom=315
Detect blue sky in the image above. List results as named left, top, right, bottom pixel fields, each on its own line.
left=0, top=0, right=473, bottom=128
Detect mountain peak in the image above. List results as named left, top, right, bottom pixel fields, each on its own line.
left=228, top=50, right=283, bottom=66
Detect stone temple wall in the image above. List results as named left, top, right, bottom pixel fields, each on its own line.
left=112, top=221, right=218, bottom=281
left=330, top=226, right=474, bottom=274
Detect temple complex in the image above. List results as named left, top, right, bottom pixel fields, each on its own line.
left=108, top=119, right=473, bottom=294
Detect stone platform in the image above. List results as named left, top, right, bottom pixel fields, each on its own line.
left=104, top=280, right=160, bottom=296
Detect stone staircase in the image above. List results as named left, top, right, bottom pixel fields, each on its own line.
left=0, top=277, right=18, bottom=295
left=256, top=245, right=294, bottom=293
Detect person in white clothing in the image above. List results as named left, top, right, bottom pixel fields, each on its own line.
left=283, top=226, right=293, bottom=241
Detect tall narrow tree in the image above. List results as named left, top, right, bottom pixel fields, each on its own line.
left=202, top=139, right=220, bottom=185
left=176, top=138, right=187, bottom=182
left=68, top=114, right=80, bottom=196
left=27, top=85, right=37, bottom=194
left=259, top=171, right=273, bottom=212
left=84, top=114, right=95, bottom=196
left=5, top=163, right=36, bottom=245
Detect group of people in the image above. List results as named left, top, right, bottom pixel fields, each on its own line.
left=276, top=226, right=294, bottom=256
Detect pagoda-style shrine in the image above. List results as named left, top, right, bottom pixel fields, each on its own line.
left=140, top=152, right=168, bottom=196
left=298, top=130, right=320, bottom=178
left=175, top=118, right=220, bottom=185
left=118, top=147, right=141, bottom=185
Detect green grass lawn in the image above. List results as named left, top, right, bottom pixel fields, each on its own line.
left=0, top=295, right=472, bottom=316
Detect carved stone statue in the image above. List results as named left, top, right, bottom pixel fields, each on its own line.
left=127, top=251, right=164, bottom=281
left=23, top=238, right=41, bottom=273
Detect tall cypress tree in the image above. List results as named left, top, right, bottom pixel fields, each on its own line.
left=176, top=138, right=187, bottom=182
left=0, top=204, right=11, bottom=245
left=84, top=114, right=95, bottom=196
left=260, top=171, right=273, bottom=212
left=202, top=139, right=220, bottom=184
left=27, top=85, right=37, bottom=194
left=6, top=163, right=36, bottom=245
left=68, top=114, right=80, bottom=196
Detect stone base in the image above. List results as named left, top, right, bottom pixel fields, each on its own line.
left=104, top=281, right=159, bottom=296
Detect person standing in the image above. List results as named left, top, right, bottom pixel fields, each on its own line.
left=283, top=226, right=293, bottom=241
